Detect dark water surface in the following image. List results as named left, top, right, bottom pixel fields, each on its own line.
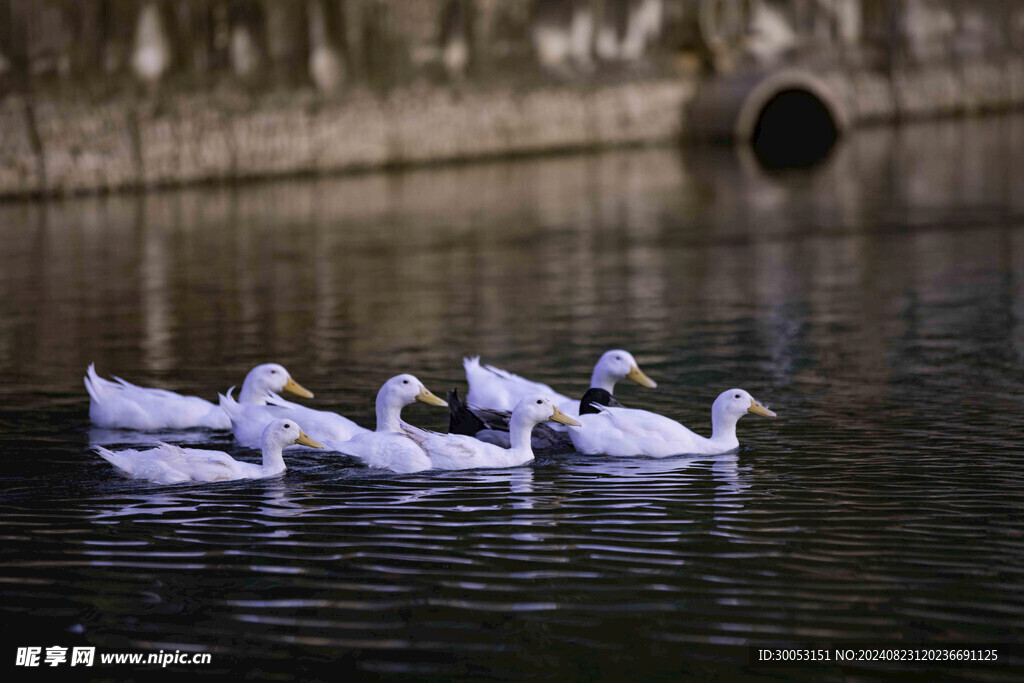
left=2, top=115, right=1024, bottom=680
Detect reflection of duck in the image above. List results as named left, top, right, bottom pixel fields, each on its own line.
left=570, top=388, right=777, bottom=457
left=255, top=479, right=308, bottom=518
left=85, top=363, right=312, bottom=431
left=325, top=374, right=448, bottom=474
left=95, top=419, right=323, bottom=485
left=404, top=396, right=579, bottom=471
left=506, top=467, right=537, bottom=509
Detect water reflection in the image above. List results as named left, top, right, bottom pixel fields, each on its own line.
left=87, top=426, right=235, bottom=447
left=0, top=116, right=1021, bottom=407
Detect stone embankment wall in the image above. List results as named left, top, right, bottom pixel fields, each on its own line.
left=0, top=79, right=692, bottom=198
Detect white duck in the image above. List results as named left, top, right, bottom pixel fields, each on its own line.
left=447, top=386, right=614, bottom=453
left=85, top=363, right=314, bottom=430
left=325, top=374, right=449, bottom=474
left=569, top=388, right=777, bottom=457
left=220, top=375, right=369, bottom=449
left=464, top=349, right=656, bottom=416
left=94, top=418, right=323, bottom=485
left=402, top=395, right=581, bottom=471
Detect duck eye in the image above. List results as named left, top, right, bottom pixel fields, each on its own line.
left=284, top=423, right=291, bottom=428
left=402, top=380, right=409, bottom=384
left=734, top=394, right=741, bottom=399
left=536, top=399, right=542, bottom=404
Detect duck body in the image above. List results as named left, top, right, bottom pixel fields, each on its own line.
left=465, top=349, right=655, bottom=416
left=464, top=356, right=567, bottom=413
left=572, top=406, right=716, bottom=457
left=94, top=419, right=323, bottom=485
left=461, top=350, right=652, bottom=447
left=402, top=427, right=529, bottom=470
left=406, top=395, right=580, bottom=471
left=325, top=374, right=449, bottom=474
left=448, top=387, right=615, bottom=452
left=569, top=389, right=777, bottom=457
left=86, top=364, right=229, bottom=430
left=95, top=444, right=263, bottom=484
left=332, top=430, right=432, bottom=474
left=85, top=363, right=314, bottom=431
left=220, top=389, right=368, bottom=449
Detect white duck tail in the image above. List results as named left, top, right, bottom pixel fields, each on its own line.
left=93, top=443, right=192, bottom=484
left=462, top=356, right=484, bottom=383
left=218, top=387, right=242, bottom=422
left=84, top=363, right=116, bottom=402
left=85, top=363, right=158, bottom=429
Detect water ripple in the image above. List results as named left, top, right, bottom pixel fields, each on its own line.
left=4, top=131, right=1024, bottom=678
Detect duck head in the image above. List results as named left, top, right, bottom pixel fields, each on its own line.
left=243, top=363, right=314, bottom=401
left=375, top=374, right=447, bottom=431
left=515, top=395, right=582, bottom=427
left=262, top=418, right=324, bottom=450
left=379, top=373, right=448, bottom=407
left=712, top=388, right=777, bottom=426
left=507, top=394, right=581, bottom=451
left=578, top=388, right=622, bottom=415
left=591, top=350, right=657, bottom=392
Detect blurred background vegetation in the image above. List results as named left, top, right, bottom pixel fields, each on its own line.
left=1, top=0, right=1019, bottom=97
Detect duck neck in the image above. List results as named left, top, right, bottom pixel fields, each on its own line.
left=375, top=390, right=405, bottom=432
left=508, top=412, right=538, bottom=456
left=238, top=376, right=269, bottom=405
left=710, top=410, right=740, bottom=450
left=589, top=365, right=618, bottom=394
left=260, top=438, right=287, bottom=475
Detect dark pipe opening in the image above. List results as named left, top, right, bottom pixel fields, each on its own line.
left=752, top=89, right=838, bottom=169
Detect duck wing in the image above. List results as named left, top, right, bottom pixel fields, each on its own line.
left=463, top=356, right=568, bottom=412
